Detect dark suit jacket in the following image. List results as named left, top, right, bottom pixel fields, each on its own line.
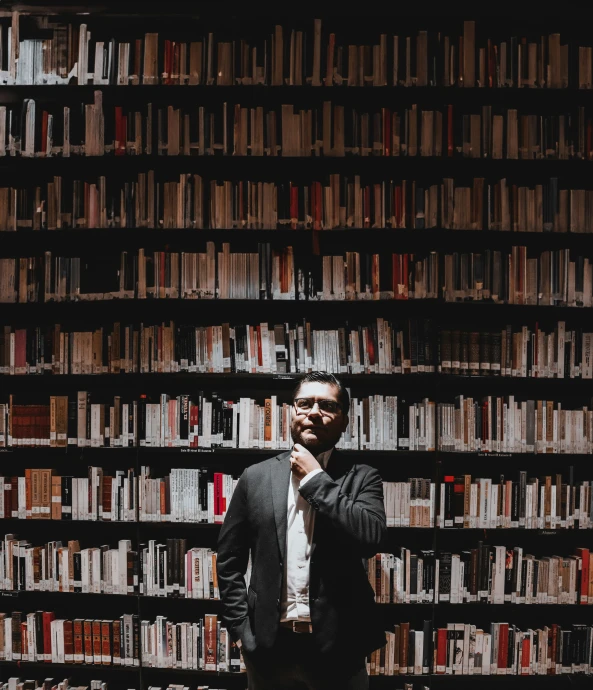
left=216, top=449, right=387, bottom=661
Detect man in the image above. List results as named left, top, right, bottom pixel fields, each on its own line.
left=217, top=371, right=387, bottom=689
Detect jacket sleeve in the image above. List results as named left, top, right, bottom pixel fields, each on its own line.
left=298, top=466, right=386, bottom=557
left=216, top=470, right=250, bottom=641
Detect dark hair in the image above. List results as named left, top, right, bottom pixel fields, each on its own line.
left=292, top=371, right=350, bottom=416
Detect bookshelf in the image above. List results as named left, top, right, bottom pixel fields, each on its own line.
left=1, top=6, right=593, bottom=690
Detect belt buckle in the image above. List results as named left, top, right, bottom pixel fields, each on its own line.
left=292, top=621, right=311, bottom=634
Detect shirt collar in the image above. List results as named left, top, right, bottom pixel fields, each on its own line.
left=316, top=447, right=334, bottom=469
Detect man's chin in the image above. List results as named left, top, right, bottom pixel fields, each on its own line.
left=296, top=434, right=331, bottom=454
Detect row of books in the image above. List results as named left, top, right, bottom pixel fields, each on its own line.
left=438, top=473, right=592, bottom=530
left=9, top=95, right=593, bottom=160
left=146, top=686, right=231, bottom=690
left=2, top=469, right=592, bottom=530
left=2, top=393, right=420, bottom=451
left=0, top=467, right=234, bottom=524
left=1, top=536, right=237, bottom=600
left=0, top=611, right=243, bottom=672
left=3, top=684, right=230, bottom=690
left=367, top=546, right=593, bottom=605
left=437, top=396, right=593, bottom=454
left=2, top=17, right=586, bottom=89
left=2, top=246, right=593, bottom=306
left=369, top=621, right=593, bottom=676
left=1, top=682, right=116, bottom=690
left=439, top=323, right=593, bottom=379
left=2, top=319, right=593, bottom=380
left=1, top=682, right=228, bottom=690
left=3, top=174, right=593, bottom=233
left=4, top=532, right=592, bottom=606
left=4, top=393, right=593, bottom=454
left=0, top=319, right=437, bottom=377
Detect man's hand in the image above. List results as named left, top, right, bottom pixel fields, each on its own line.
left=290, top=443, right=322, bottom=481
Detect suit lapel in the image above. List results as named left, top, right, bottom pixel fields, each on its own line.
left=324, top=449, right=355, bottom=483
left=270, top=450, right=292, bottom=563
left=271, top=448, right=357, bottom=562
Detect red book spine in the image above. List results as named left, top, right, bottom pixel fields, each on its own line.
left=576, top=548, right=590, bottom=603
left=102, top=476, right=112, bottom=520
left=92, top=620, right=102, bottom=664
left=83, top=620, right=93, bottom=662
left=367, top=329, right=375, bottom=367
left=392, top=254, right=399, bottom=297
left=221, top=480, right=227, bottom=517
left=497, top=623, right=509, bottom=671
left=73, top=618, right=84, bottom=663
left=550, top=624, right=559, bottom=674
left=160, top=480, right=166, bottom=517
left=190, top=403, right=199, bottom=448
left=372, top=254, right=380, bottom=299
left=436, top=628, right=447, bottom=673
left=290, top=185, right=298, bottom=229
left=173, top=43, right=180, bottom=84
left=520, top=636, right=530, bottom=674
left=43, top=611, right=55, bottom=661
left=15, top=329, right=26, bottom=371
left=213, top=472, right=222, bottom=523
left=315, top=182, right=322, bottom=230
left=204, top=614, right=217, bottom=670
left=101, top=620, right=111, bottom=665
left=164, top=40, right=172, bottom=84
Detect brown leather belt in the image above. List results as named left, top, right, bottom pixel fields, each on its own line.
left=280, top=620, right=313, bottom=633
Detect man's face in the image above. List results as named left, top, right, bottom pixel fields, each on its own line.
left=290, top=381, right=349, bottom=455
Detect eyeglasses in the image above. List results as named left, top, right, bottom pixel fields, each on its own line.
left=293, top=398, right=342, bottom=416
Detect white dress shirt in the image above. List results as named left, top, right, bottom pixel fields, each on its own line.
left=279, top=447, right=333, bottom=622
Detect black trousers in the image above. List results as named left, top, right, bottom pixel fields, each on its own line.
left=243, top=627, right=369, bottom=690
